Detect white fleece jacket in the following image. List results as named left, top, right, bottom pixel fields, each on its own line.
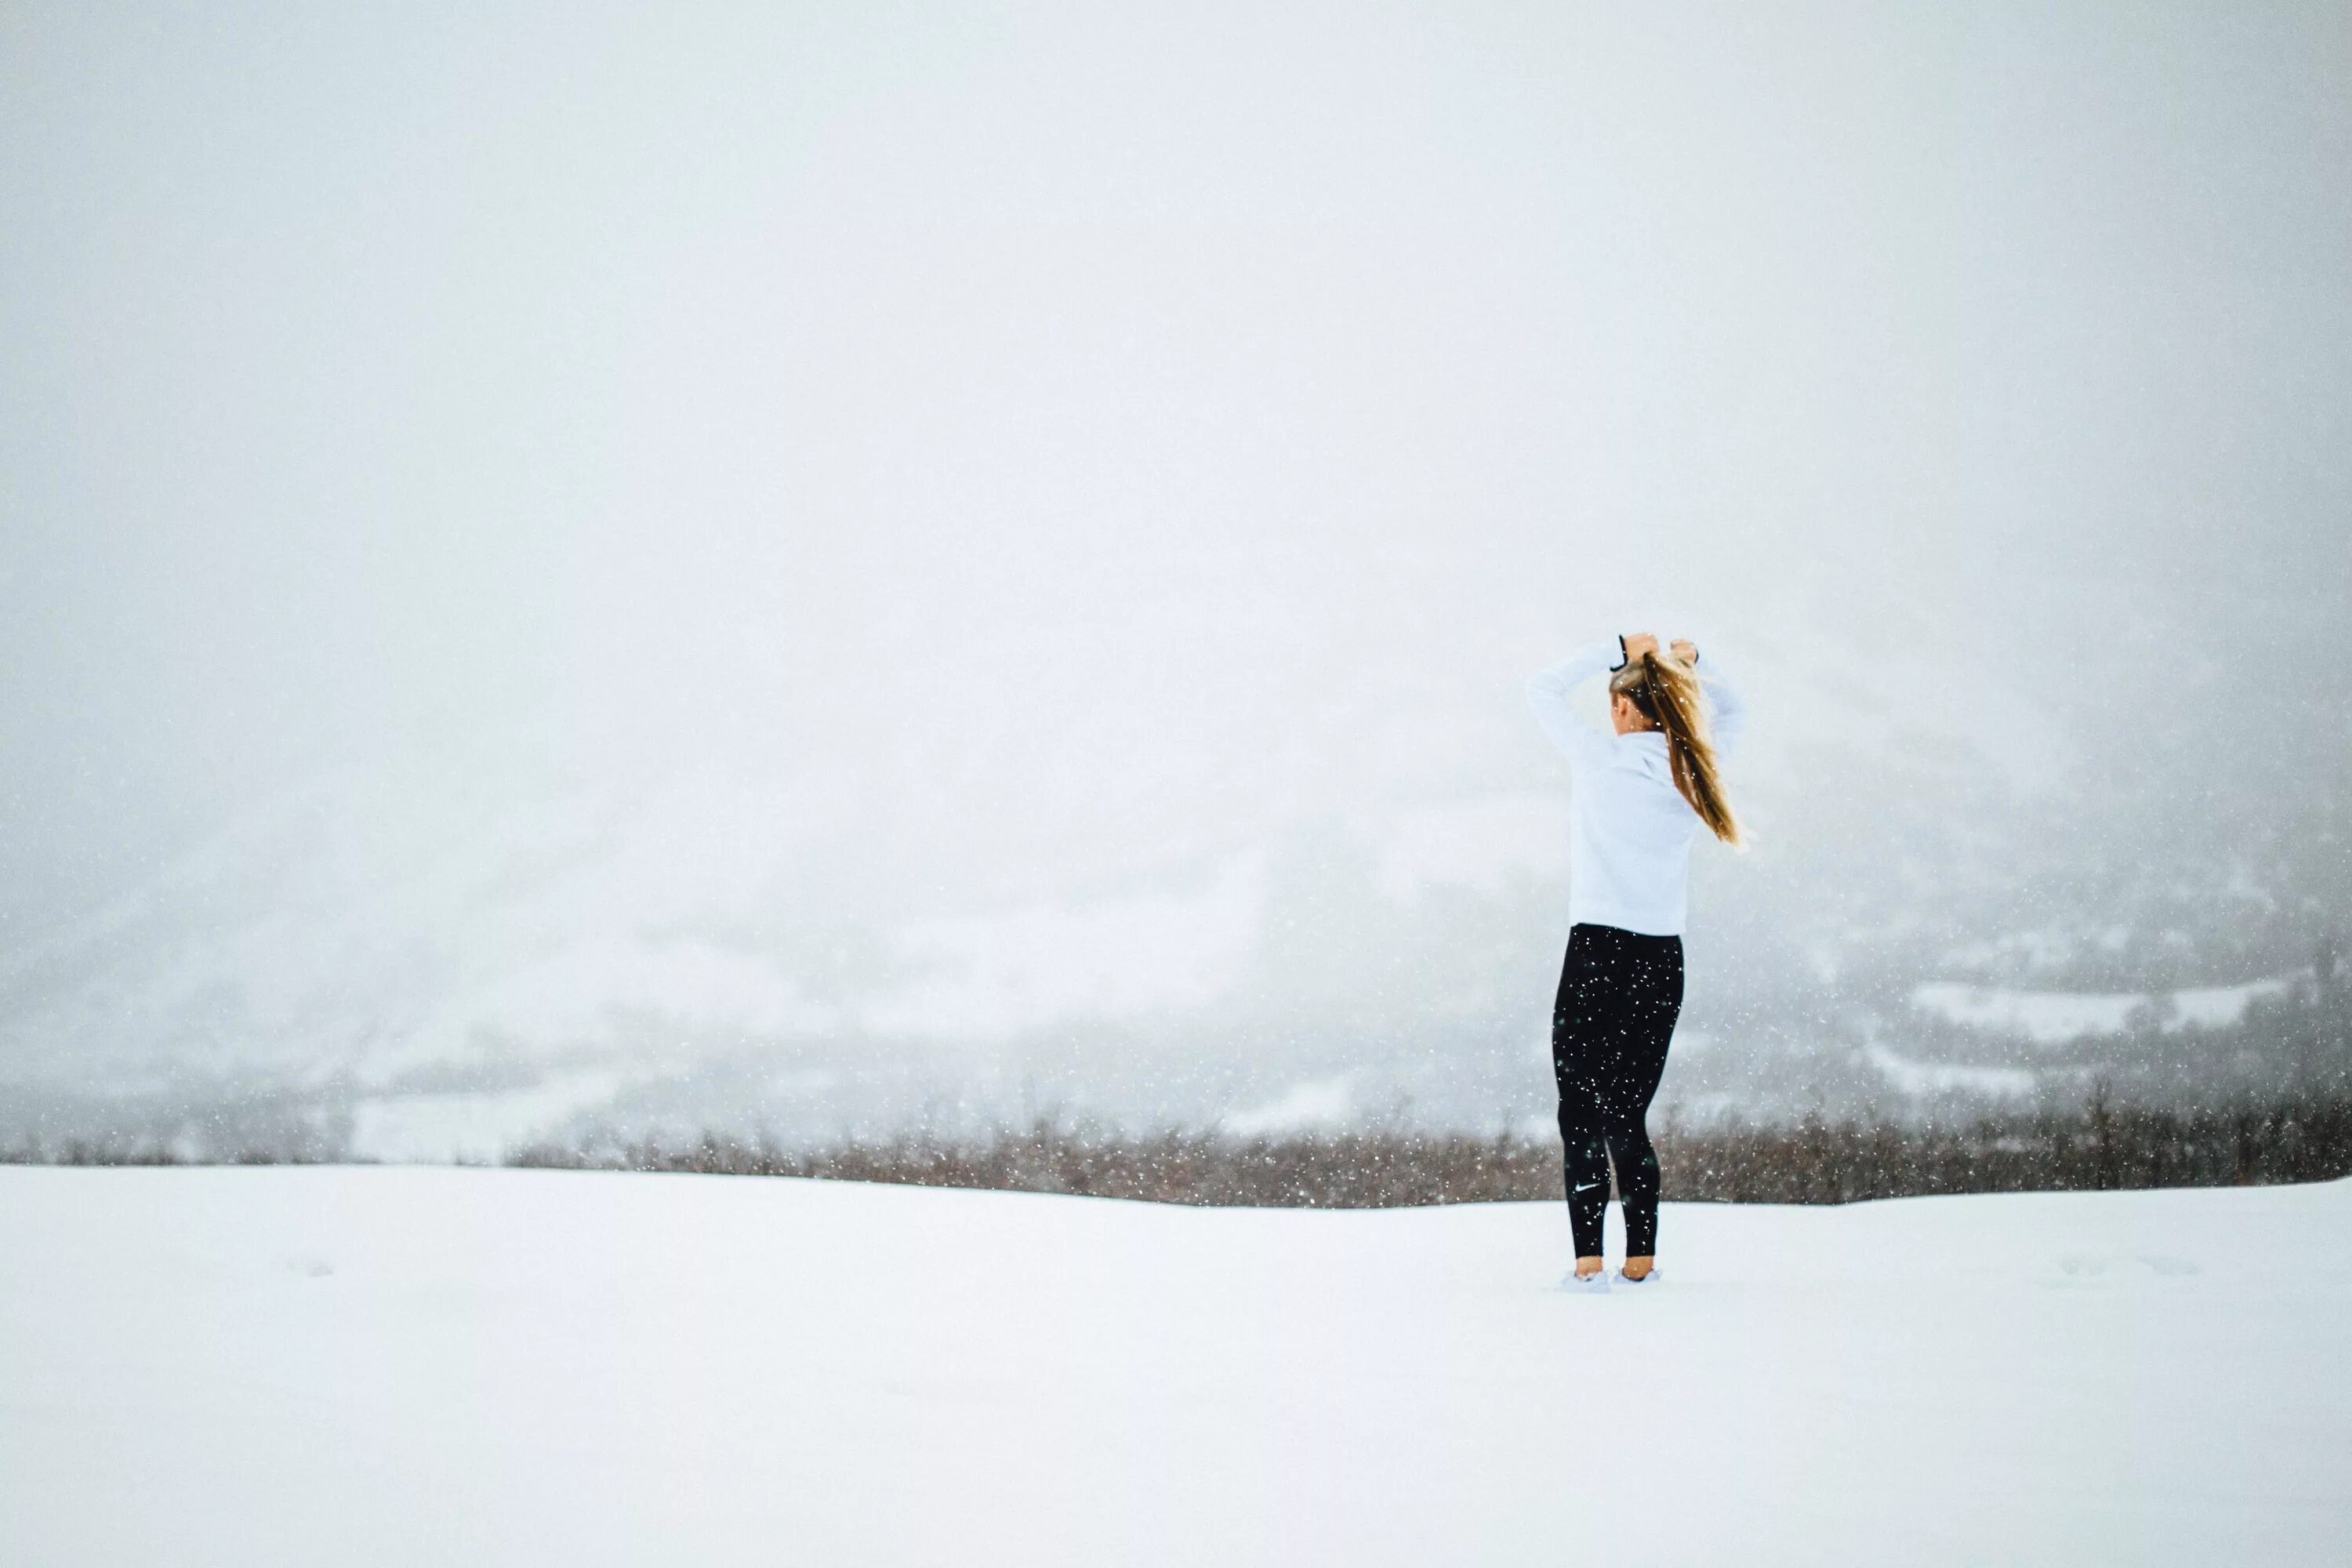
left=1524, top=639, right=1748, bottom=937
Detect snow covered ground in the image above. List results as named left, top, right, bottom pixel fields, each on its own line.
left=2, top=1169, right=2346, bottom=1566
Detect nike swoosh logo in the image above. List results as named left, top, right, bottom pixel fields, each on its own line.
left=1573, top=1181, right=1602, bottom=1192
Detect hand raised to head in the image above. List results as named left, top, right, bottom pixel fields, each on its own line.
left=1670, top=638, right=1697, bottom=666
left=1622, top=632, right=1661, bottom=662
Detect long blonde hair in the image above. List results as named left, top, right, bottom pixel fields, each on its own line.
left=1609, top=652, right=1742, bottom=846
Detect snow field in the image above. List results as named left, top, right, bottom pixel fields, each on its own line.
left=1, top=1167, right=2346, bottom=1566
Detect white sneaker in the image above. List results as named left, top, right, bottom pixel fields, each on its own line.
left=1616, top=1265, right=1663, bottom=1287
left=1560, top=1268, right=1611, bottom=1294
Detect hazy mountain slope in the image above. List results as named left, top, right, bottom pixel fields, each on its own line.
left=4, top=599, right=2342, bottom=1155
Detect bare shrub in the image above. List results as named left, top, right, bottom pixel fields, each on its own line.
left=16, top=1089, right=2347, bottom=1203
left=507, top=1087, right=2352, bottom=1207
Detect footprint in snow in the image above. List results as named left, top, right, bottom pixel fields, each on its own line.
left=2045, top=1253, right=2199, bottom=1285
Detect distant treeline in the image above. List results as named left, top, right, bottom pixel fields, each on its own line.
left=12, top=1086, right=2350, bottom=1207
left=502, top=1083, right=2352, bottom=1206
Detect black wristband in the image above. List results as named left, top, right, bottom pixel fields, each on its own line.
left=1611, top=636, right=1628, bottom=671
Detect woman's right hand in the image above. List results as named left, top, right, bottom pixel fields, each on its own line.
left=1622, top=632, right=1661, bottom=662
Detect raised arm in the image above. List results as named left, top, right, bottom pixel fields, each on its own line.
left=1692, top=647, right=1748, bottom=759
left=1524, top=638, right=1624, bottom=771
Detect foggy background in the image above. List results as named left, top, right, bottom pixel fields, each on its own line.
left=3, top=1, right=2347, bottom=1159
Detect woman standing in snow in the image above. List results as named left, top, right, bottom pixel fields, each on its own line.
left=1525, top=632, right=1745, bottom=1291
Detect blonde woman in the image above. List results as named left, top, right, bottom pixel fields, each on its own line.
left=1526, top=632, right=1745, bottom=1291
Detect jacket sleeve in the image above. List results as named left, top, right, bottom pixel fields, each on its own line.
left=1524, top=639, right=1624, bottom=772
left=1695, top=648, right=1748, bottom=760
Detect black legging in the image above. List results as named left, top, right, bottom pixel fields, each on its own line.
left=1552, top=922, right=1685, bottom=1259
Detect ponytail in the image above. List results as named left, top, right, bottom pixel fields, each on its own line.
left=1610, top=652, right=1742, bottom=846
